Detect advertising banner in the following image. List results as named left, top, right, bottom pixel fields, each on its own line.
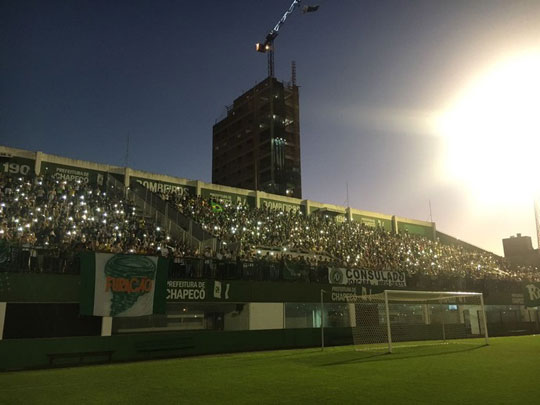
left=80, top=253, right=168, bottom=317
left=41, top=162, right=105, bottom=185
left=351, top=213, right=392, bottom=232
left=165, top=278, right=384, bottom=303
left=524, top=282, right=540, bottom=307
left=327, top=285, right=384, bottom=302
left=131, top=177, right=195, bottom=197
left=167, top=280, right=231, bottom=302
left=260, top=198, right=304, bottom=214
left=328, top=268, right=406, bottom=287
left=0, top=156, right=35, bottom=176
left=200, top=188, right=255, bottom=208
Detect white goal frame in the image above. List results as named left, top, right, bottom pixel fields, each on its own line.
left=347, top=290, right=489, bottom=353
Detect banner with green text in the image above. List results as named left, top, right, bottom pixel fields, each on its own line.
left=80, top=253, right=168, bottom=317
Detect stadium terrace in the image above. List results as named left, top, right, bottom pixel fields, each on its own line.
left=0, top=145, right=539, bottom=370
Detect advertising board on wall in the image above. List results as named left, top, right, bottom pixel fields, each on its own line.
left=200, top=188, right=255, bottom=208
left=328, top=268, right=407, bottom=287
left=131, top=177, right=195, bottom=197
left=524, top=282, right=540, bottom=307
left=41, top=162, right=105, bottom=185
left=260, top=198, right=304, bottom=214
left=167, top=280, right=231, bottom=301
left=352, top=213, right=392, bottom=232
left=327, top=285, right=384, bottom=302
left=1, top=156, right=35, bottom=177
left=397, top=221, right=433, bottom=238
left=165, top=279, right=384, bottom=303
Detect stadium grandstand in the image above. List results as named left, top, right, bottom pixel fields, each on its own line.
left=0, top=145, right=539, bottom=370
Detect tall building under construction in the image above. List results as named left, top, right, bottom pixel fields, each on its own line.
left=212, top=75, right=302, bottom=198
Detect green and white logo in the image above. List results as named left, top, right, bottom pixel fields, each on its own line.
left=330, top=269, right=344, bottom=284
left=104, top=254, right=157, bottom=316
left=80, top=252, right=167, bottom=318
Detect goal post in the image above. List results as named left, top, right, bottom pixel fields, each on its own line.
left=347, top=290, right=489, bottom=353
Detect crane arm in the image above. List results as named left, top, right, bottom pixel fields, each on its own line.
left=256, top=0, right=302, bottom=52
left=255, top=0, right=319, bottom=76
left=271, top=0, right=301, bottom=35
left=256, top=1, right=320, bottom=52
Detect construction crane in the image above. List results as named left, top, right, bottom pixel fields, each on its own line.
left=255, top=1, right=319, bottom=77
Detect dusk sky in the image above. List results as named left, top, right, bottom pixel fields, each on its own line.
left=2, top=0, right=539, bottom=255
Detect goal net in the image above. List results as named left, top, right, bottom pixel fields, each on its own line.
left=347, top=290, right=489, bottom=353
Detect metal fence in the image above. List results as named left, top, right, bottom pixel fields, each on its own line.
left=0, top=245, right=325, bottom=281
left=0, top=245, right=528, bottom=294
left=106, top=174, right=217, bottom=253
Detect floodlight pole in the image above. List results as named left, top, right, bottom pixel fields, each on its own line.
left=320, top=289, right=325, bottom=351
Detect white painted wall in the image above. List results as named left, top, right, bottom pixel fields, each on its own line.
left=248, top=303, right=284, bottom=330
left=101, top=316, right=112, bottom=337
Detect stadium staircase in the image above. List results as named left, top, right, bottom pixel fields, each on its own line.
left=105, top=174, right=218, bottom=254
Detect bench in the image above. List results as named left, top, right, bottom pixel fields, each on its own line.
left=136, top=339, right=195, bottom=354
left=47, top=350, right=114, bottom=367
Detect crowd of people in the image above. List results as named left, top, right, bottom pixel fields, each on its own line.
left=1, top=170, right=539, bottom=283
left=163, top=191, right=540, bottom=283
left=0, top=173, right=196, bottom=271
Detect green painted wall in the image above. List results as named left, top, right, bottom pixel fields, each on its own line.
left=40, top=161, right=106, bottom=185
left=0, top=273, right=80, bottom=303
left=259, top=197, right=304, bottom=214
left=200, top=188, right=255, bottom=208
left=0, top=327, right=352, bottom=371
left=131, top=177, right=195, bottom=197
left=351, top=213, right=392, bottom=231
left=397, top=222, right=433, bottom=239
left=0, top=156, right=35, bottom=176
left=0, top=273, right=522, bottom=306
left=167, top=280, right=381, bottom=303
left=2, top=273, right=374, bottom=304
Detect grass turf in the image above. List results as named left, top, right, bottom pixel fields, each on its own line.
left=0, top=335, right=539, bottom=404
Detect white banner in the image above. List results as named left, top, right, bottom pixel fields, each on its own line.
left=328, top=268, right=406, bottom=287
left=93, top=253, right=158, bottom=317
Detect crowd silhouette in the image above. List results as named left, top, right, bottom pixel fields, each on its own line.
left=1, top=171, right=539, bottom=283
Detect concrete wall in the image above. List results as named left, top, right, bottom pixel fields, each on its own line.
left=248, top=303, right=284, bottom=330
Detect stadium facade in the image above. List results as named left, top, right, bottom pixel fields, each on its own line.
left=212, top=77, right=302, bottom=198
left=0, top=145, right=539, bottom=370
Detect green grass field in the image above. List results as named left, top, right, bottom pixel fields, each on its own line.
left=1, top=335, right=539, bottom=404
